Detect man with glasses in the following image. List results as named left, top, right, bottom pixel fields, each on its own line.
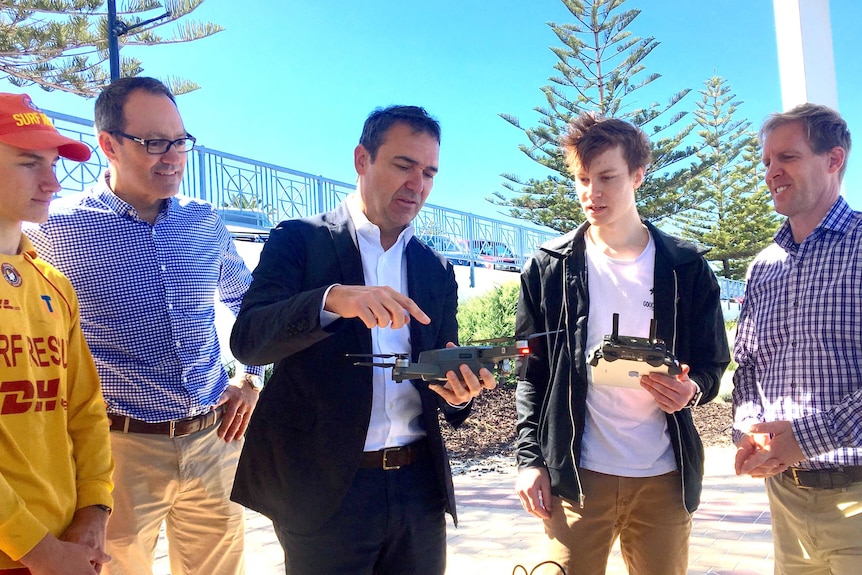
left=26, top=77, right=263, bottom=575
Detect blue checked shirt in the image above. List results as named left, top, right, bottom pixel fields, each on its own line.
left=733, top=196, right=862, bottom=469
left=26, top=174, right=264, bottom=422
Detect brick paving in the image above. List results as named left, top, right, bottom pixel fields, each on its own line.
left=152, top=445, right=773, bottom=574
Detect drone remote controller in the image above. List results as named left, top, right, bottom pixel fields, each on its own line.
left=588, top=314, right=681, bottom=387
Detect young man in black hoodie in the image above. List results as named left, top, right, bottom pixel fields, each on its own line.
left=514, top=113, right=730, bottom=574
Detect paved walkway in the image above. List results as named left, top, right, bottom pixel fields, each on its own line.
left=154, top=446, right=773, bottom=574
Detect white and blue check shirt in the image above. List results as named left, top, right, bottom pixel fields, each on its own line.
left=27, top=175, right=263, bottom=422
left=733, top=196, right=862, bottom=469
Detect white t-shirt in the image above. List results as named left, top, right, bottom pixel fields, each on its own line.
left=580, top=232, right=677, bottom=477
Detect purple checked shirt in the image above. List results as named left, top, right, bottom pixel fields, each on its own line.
left=733, top=196, right=862, bottom=469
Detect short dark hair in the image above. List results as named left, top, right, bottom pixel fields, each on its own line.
left=94, top=77, right=177, bottom=134
left=561, top=112, right=652, bottom=175
left=359, top=105, right=441, bottom=161
left=760, top=103, right=852, bottom=181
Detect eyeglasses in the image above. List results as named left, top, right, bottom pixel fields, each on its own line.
left=111, top=131, right=197, bottom=154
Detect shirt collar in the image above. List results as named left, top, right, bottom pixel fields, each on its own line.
left=95, top=170, right=173, bottom=222
left=775, top=196, right=854, bottom=252
left=17, top=234, right=37, bottom=258
left=345, top=193, right=415, bottom=249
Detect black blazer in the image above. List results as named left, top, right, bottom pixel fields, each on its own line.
left=229, top=203, right=470, bottom=534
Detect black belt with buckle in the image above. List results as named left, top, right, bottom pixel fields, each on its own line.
left=782, top=465, right=862, bottom=489
left=108, top=405, right=226, bottom=438
left=361, top=442, right=427, bottom=470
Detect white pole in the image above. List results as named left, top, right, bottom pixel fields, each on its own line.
left=772, top=0, right=838, bottom=111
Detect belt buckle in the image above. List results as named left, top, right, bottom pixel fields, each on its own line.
left=382, top=447, right=401, bottom=470
left=169, top=419, right=177, bottom=438
left=790, top=468, right=805, bottom=487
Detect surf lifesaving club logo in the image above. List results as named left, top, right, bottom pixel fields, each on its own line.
left=2, top=262, right=22, bottom=287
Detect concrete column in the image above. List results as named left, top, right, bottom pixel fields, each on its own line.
left=772, top=0, right=838, bottom=110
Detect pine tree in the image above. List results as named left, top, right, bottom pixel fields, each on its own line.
left=675, top=76, right=780, bottom=279
left=0, top=0, right=222, bottom=96
left=492, top=0, right=707, bottom=233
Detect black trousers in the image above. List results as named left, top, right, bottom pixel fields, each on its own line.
left=273, top=448, right=447, bottom=575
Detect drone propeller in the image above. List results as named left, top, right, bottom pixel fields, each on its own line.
left=469, top=329, right=565, bottom=346
left=469, top=336, right=512, bottom=345
left=353, top=361, right=398, bottom=368
left=345, top=352, right=409, bottom=360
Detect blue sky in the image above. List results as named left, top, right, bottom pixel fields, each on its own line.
left=11, top=0, right=862, bottom=221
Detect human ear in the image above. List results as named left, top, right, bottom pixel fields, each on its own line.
left=827, top=146, right=845, bottom=175
left=97, top=131, right=119, bottom=162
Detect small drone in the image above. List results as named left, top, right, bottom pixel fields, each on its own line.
left=347, top=344, right=529, bottom=386
left=347, top=330, right=562, bottom=386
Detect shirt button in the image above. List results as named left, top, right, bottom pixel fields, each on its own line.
left=175, top=341, right=181, bottom=348
left=161, top=265, right=167, bottom=272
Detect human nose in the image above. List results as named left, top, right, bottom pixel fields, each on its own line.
left=405, top=167, right=425, bottom=193
left=159, top=143, right=183, bottom=163
left=764, top=159, right=780, bottom=184
left=43, top=166, right=61, bottom=194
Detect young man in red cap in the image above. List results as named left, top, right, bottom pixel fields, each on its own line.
left=0, top=93, right=114, bottom=575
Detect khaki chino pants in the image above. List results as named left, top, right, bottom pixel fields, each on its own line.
left=543, top=468, right=691, bottom=575
left=103, top=424, right=245, bottom=575
left=767, top=472, right=862, bottom=575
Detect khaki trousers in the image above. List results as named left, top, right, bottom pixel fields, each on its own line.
left=543, top=468, right=691, bottom=575
left=103, top=424, right=245, bottom=575
left=766, top=472, right=862, bottom=575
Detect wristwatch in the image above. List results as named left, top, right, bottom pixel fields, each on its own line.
left=243, top=374, right=264, bottom=391
left=684, top=384, right=703, bottom=409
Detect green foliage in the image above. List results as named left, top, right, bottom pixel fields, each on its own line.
left=492, top=0, right=709, bottom=232
left=457, top=282, right=520, bottom=387
left=674, top=76, right=780, bottom=279
left=0, top=0, right=222, bottom=96
left=457, top=282, right=520, bottom=345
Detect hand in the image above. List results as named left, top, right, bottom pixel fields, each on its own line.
left=215, top=374, right=261, bottom=442
left=734, top=432, right=781, bottom=477
left=60, top=506, right=110, bottom=574
left=324, top=285, right=430, bottom=329
left=516, top=467, right=552, bottom=520
left=19, top=532, right=110, bottom=575
left=640, top=364, right=698, bottom=413
left=427, top=342, right=497, bottom=404
left=745, top=420, right=805, bottom=477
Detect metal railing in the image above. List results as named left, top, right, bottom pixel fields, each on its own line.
left=47, top=109, right=746, bottom=301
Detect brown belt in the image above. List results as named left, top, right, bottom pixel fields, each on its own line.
left=782, top=465, right=862, bottom=489
left=109, top=405, right=226, bottom=438
left=361, top=443, right=425, bottom=470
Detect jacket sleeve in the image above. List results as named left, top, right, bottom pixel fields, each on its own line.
left=230, top=222, right=338, bottom=366
left=514, top=256, right=550, bottom=469
left=685, top=258, right=731, bottom=404
left=434, top=263, right=473, bottom=428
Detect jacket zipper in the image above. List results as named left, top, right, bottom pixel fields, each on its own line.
left=671, top=270, right=689, bottom=511
left=566, top=256, right=585, bottom=508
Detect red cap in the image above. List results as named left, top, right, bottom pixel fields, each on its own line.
left=0, top=93, right=91, bottom=161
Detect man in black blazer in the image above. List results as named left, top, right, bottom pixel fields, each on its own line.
left=229, top=105, right=495, bottom=574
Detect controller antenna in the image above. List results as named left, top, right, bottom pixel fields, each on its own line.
left=610, top=313, right=620, bottom=342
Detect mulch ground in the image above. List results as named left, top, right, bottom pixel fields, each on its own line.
left=441, top=385, right=734, bottom=465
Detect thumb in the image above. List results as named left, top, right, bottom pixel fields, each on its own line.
left=748, top=421, right=779, bottom=435
left=91, top=548, right=112, bottom=564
